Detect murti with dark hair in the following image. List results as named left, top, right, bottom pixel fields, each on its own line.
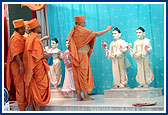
left=52, top=38, right=58, bottom=44
left=137, top=26, right=145, bottom=32
left=113, top=27, right=121, bottom=33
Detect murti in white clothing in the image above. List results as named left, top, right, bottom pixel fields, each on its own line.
left=60, top=40, right=75, bottom=94
left=46, top=38, right=63, bottom=88
left=130, top=27, right=154, bottom=88
left=108, top=28, right=130, bottom=88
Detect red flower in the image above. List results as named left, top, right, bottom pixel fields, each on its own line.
left=101, top=41, right=107, bottom=48
left=144, top=45, right=148, bottom=51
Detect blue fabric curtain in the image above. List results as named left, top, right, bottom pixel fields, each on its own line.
left=47, top=4, right=164, bottom=94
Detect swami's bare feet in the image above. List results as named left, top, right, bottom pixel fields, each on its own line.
left=77, top=93, right=83, bottom=101
left=77, top=97, right=83, bottom=101
left=83, top=92, right=95, bottom=101
left=83, top=96, right=95, bottom=101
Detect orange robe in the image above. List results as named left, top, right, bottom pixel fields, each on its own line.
left=67, top=25, right=96, bottom=94
left=6, top=31, right=28, bottom=111
left=23, top=32, right=50, bottom=108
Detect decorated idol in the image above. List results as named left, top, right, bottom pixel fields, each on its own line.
left=46, top=38, right=63, bottom=88
left=60, top=40, right=76, bottom=96
left=108, top=27, right=130, bottom=88
left=130, top=27, right=154, bottom=88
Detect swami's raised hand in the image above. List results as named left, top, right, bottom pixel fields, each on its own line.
left=106, top=26, right=113, bottom=31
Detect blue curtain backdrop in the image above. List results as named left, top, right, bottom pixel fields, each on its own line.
left=47, top=4, right=164, bottom=94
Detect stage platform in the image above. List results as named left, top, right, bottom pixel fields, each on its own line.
left=50, top=88, right=77, bottom=98
left=9, top=90, right=164, bottom=111
left=104, top=87, right=163, bottom=98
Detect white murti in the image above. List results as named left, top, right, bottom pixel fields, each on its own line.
left=131, top=29, right=154, bottom=88
left=108, top=29, right=130, bottom=88
left=46, top=40, right=62, bottom=88
left=60, top=41, right=75, bottom=95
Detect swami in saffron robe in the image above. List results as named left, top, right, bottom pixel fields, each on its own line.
left=6, top=31, right=28, bottom=110
left=67, top=25, right=96, bottom=94
left=23, top=32, right=50, bottom=108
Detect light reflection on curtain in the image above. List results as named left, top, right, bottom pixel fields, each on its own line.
left=47, top=4, right=164, bottom=94
left=36, top=8, right=49, bottom=47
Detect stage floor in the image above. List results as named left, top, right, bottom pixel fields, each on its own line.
left=9, top=94, right=164, bottom=112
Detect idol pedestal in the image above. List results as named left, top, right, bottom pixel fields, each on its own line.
left=104, top=87, right=163, bottom=98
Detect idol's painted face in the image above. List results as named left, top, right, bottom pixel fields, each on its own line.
left=66, top=41, right=69, bottom=48
left=51, top=40, right=58, bottom=48
left=136, top=29, right=145, bottom=39
left=112, top=30, right=121, bottom=39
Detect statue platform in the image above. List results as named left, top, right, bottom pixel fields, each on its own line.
left=104, top=87, right=163, bottom=98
